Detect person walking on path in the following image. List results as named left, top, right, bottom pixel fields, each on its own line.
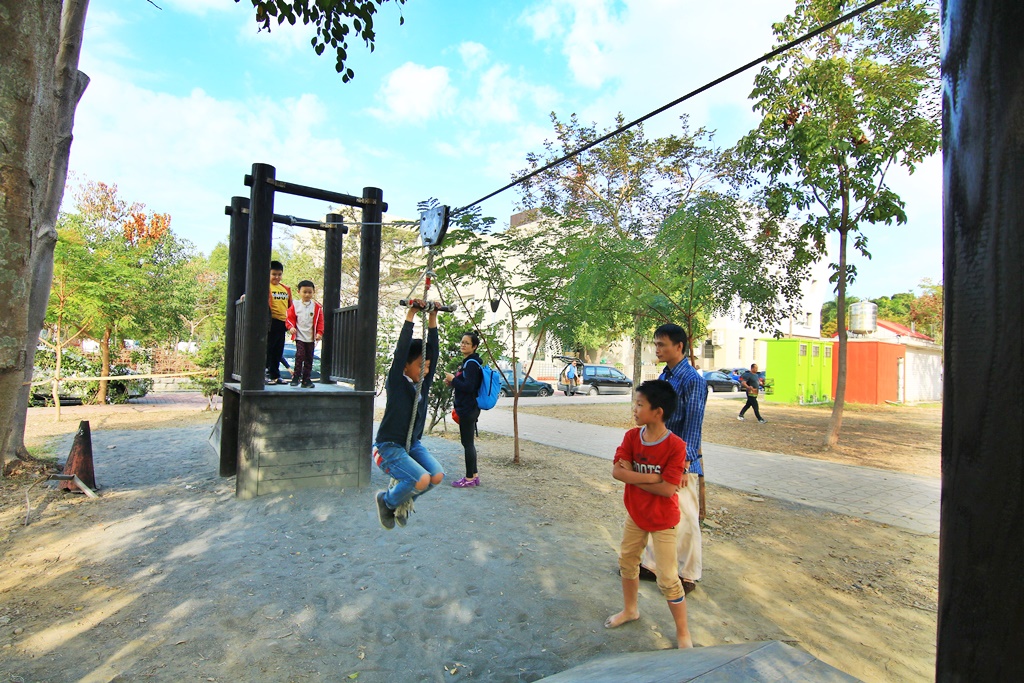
left=605, top=379, right=693, bottom=648
left=738, top=363, right=766, bottom=423
left=445, top=331, right=484, bottom=488
left=639, top=323, right=707, bottom=595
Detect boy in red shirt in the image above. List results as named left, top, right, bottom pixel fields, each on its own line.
left=605, top=379, right=693, bottom=649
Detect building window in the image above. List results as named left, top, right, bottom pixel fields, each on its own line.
left=738, top=338, right=744, bottom=359
left=799, top=344, right=807, bottom=356
left=812, top=345, right=820, bottom=357
left=825, top=347, right=832, bottom=358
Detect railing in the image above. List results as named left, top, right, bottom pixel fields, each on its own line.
left=330, top=305, right=359, bottom=384
left=232, top=299, right=244, bottom=381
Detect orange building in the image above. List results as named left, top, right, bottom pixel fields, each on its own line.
left=831, top=341, right=906, bottom=404
left=831, top=320, right=943, bottom=405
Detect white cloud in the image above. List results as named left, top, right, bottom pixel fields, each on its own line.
left=235, top=7, right=320, bottom=57
left=435, top=122, right=552, bottom=191
left=520, top=4, right=564, bottom=41
left=163, top=0, right=235, bottom=16
left=461, top=64, right=559, bottom=125
left=522, top=0, right=796, bottom=138
left=368, top=62, right=457, bottom=124
left=458, top=42, right=490, bottom=71
left=67, top=74, right=350, bottom=253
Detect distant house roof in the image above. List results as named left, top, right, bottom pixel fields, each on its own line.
left=876, top=319, right=934, bottom=341
left=832, top=319, right=935, bottom=342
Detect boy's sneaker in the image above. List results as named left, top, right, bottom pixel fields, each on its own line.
left=394, top=498, right=415, bottom=527
left=758, top=418, right=767, bottom=424
left=737, top=415, right=745, bottom=421
left=289, top=378, right=300, bottom=387
left=375, top=492, right=396, bottom=530
left=451, top=476, right=480, bottom=488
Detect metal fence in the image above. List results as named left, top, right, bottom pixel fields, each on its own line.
left=330, top=305, right=359, bottom=384
left=232, top=299, right=244, bottom=381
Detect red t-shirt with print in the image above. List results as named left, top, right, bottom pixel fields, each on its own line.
left=614, top=427, right=687, bottom=532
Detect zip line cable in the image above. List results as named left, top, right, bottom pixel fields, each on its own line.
left=452, top=0, right=889, bottom=216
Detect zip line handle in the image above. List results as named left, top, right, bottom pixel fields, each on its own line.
left=399, top=300, right=457, bottom=313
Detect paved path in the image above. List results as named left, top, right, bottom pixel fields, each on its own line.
left=134, top=391, right=940, bottom=534
left=477, top=407, right=940, bottom=535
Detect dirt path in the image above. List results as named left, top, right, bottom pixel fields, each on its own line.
left=516, top=400, right=942, bottom=478
left=0, top=406, right=937, bottom=682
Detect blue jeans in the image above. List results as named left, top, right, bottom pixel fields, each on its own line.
left=374, top=441, right=444, bottom=509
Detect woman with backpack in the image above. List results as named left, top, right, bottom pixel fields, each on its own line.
left=445, top=331, right=484, bottom=488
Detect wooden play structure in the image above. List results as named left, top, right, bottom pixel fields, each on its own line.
left=217, top=163, right=384, bottom=499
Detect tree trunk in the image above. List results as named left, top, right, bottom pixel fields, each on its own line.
left=1, top=0, right=90, bottom=467
left=54, top=323, right=64, bottom=422
left=632, top=311, right=643, bottom=401
left=0, top=1, right=62, bottom=469
left=825, top=226, right=850, bottom=449
left=509, top=317, right=520, bottom=465
left=96, top=325, right=111, bottom=403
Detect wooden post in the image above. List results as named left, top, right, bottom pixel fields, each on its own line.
left=320, top=212, right=345, bottom=384
left=60, top=421, right=96, bottom=493
left=223, top=196, right=249, bottom=385
left=219, top=196, right=249, bottom=477
left=937, top=0, right=1024, bottom=678
left=354, top=188, right=383, bottom=392
left=240, top=164, right=275, bottom=392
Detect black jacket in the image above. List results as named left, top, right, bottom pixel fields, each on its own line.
left=451, top=353, right=483, bottom=415
left=375, top=321, right=439, bottom=446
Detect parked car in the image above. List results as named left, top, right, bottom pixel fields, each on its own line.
left=704, top=371, right=740, bottom=393
left=279, top=343, right=321, bottom=381
left=554, top=357, right=633, bottom=395
left=498, top=370, right=553, bottom=397
left=30, top=348, right=151, bottom=406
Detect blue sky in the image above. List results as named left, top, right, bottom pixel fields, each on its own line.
left=69, top=0, right=942, bottom=300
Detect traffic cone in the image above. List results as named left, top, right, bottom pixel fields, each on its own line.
left=61, top=421, right=97, bottom=493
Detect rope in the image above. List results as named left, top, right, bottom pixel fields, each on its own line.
left=405, top=249, right=436, bottom=451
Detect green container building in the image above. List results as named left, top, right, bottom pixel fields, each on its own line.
left=763, top=339, right=833, bottom=404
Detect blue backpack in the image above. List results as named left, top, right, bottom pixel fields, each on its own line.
left=466, top=358, right=501, bottom=410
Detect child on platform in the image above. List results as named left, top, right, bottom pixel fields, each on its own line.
left=373, top=300, right=444, bottom=529
left=266, top=260, right=292, bottom=384
left=285, top=279, right=324, bottom=388
left=605, top=379, right=693, bottom=649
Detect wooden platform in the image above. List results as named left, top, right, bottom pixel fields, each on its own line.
left=221, top=382, right=375, bottom=499
left=538, top=641, right=861, bottom=682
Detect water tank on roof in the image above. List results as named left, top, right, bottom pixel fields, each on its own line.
left=849, top=301, right=878, bottom=334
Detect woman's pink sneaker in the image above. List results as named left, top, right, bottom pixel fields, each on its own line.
left=451, top=476, right=480, bottom=488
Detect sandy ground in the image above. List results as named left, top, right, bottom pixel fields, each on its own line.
left=0, top=404, right=937, bottom=682
left=517, top=399, right=942, bottom=478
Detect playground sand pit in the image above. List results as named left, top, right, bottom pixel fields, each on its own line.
left=0, top=412, right=937, bottom=682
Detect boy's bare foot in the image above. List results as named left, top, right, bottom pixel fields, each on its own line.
left=677, top=633, right=693, bottom=649
left=603, top=610, right=640, bottom=629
